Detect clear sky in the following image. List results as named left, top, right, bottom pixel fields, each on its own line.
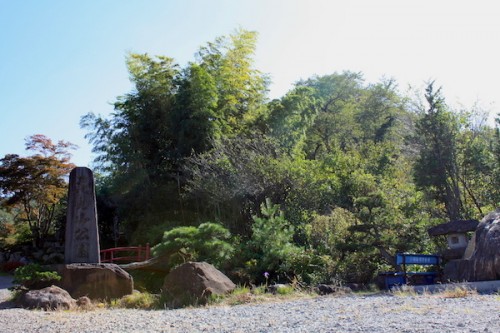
left=1, top=0, right=499, bottom=167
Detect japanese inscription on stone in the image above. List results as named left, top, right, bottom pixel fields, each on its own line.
left=64, top=167, right=100, bottom=264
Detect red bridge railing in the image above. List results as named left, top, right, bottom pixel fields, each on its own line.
left=100, top=244, right=151, bottom=264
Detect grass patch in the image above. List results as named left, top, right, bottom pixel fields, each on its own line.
left=112, top=291, right=160, bottom=309
left=274, top=284, right=295, bottom=295
left=208, top=284, right=314, bottom=307
left=439, top=286, right=477, bottom=298
left=391, top=284, right=479, bottom=298
left=252, top=285, right=266, bottom=295
left=208, top=285, right=253, bottom=306
left=391, top=285, right=421, bottom=297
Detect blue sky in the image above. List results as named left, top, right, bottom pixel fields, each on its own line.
left=1, top=0, right=499, bottom=167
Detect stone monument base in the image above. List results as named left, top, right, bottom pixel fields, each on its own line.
left=52, top=263, right=133, bottom=300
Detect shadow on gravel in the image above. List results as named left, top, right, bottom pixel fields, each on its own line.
left=0, top=299, right=16, bottom=309
left=0, top=275, right=17, bottom=309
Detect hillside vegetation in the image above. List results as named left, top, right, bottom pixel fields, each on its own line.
left=2, top=29, right=499, bottom=286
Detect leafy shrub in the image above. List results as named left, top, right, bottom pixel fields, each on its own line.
left=306, top=208, right=356, bottom=256
left=284, top=249, right=332, bottom=285
left=152, top=222, right=234, bottom=269
left=13, top=263, right=61, bottom=289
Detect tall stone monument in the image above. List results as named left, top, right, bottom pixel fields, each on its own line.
left=55, top=167, right=133, bottom=299
left=64, top=167, right=100, bottom=264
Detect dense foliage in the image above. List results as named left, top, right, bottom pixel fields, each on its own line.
left=79, top=30, right=498, bottom=285
left=2, top=30, right=497, bottom=286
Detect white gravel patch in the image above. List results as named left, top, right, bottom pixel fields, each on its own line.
left=0, top=293, right=499, bottom=332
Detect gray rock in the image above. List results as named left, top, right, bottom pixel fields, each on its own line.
left=444, top=209, right=500, bottom=281
left=316, top=284, right=352, bottom=295
left=19, top=285, right=76, bottom=310
left=76, top=296, right=92, bottom=309
left=54, top=263, right=133, bottom=300
left=162, top=262, right=235, bottom=307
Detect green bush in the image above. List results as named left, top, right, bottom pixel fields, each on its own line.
left=152, top=222, right=234, bottom=270
left=284, top=249, right=332, bottom=285
left=13, top=263, right=61, bottom=289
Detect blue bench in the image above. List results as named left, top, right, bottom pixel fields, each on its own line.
left=396, top=253, right=441, bottom=286
left=396, top=253, right=440, bottom=266
left=380, top=253, right=441, bottom=289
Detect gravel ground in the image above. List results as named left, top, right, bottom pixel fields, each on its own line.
left=0, top=283, right=499, bottom=333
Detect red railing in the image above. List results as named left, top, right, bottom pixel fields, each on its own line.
left=100, top=244, right=151, bottom=264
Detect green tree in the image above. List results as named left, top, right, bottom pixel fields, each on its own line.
left=185, top=134, right=289, bottom=234
left=414, top=83, right=463, bottom=220
left=248, top=199, right=300, bottom=273
left=81, top=54, right=179, bottom=184
left=196, top=29, right=269, bottom=136
left=0, top=135, right=75, bottom=247
left=266, top=86, right=318, bottom=156
left=455, top=111, right=498, bottom=215
left=81, top=52, right=186, bottom=239
left=173, top=63, right=219, bottom=157
left=152, top=222, right=234, bottom=269
left=81, top=30, right=270, bottom=242
left=0, top=207, right=16, bottom=247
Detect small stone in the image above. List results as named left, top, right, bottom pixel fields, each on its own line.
left=76, top=296, right=92, bottom=309
left=19, top=285, right=76, bottom=310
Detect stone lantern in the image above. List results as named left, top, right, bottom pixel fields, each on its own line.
left=428, top=219, right=479, bottom=260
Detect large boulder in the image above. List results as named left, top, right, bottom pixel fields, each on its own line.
left=162, top=262, right=235, bottom=307
left=54, top=263, right=133, bottom=300
left=444, top=209, right=500, bottom=281
left=18, top=285, right=76, bottom=310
